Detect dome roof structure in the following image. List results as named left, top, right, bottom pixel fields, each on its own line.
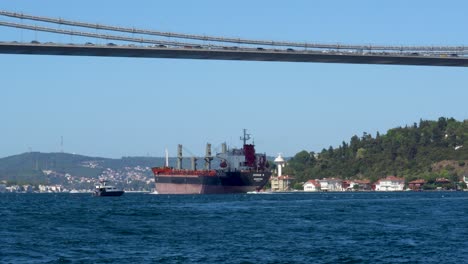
left=274, top=154, right=285, bottom=164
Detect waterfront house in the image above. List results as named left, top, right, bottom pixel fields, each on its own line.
left=435, top=178, right=450, bottom=184
left=434, top=178, right=452, bottom=189
left=408, top=179, right=426, bottom=191
left=270, top=175, right=295, bottom=191
left=317, top=178, right=343, bottom=192
left=347, top=179, right=371, bottom=191
left=38, top=184, right=65, bottom=193
left=375, top=176, right=405, bottom=191
left=303, top=180, right=320, bottom=192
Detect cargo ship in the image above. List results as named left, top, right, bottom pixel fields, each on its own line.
left=151, top=130, right=271, bottom=194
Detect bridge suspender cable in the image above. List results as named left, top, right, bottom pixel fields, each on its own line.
left=0, top=10, right=329, bottom=49
left=0, top=10, right=467, bottom=52
left=0, top=21, right=227, bottom=48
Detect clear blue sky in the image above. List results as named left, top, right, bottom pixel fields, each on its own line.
left=1, top=1, right=467, bottom=158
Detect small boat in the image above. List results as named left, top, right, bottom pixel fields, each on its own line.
left=94, top=181, right=124, bottom=196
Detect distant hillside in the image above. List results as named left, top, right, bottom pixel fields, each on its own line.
left=0, top=151, right=277, bottom=186
left=0, top=152, right=167, bottom=185
left=284, top=117, right=468, bottom=184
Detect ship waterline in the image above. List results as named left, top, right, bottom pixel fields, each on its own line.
left=153, top=171, right=271, bottom=194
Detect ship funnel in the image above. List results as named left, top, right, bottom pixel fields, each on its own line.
left=221, top=143, right=227, bottom=154
left=177, top=144, right=183, bottom=169
left=191, top=156, right=197, bottom=171
left=205, top=143, right=214, bottom=170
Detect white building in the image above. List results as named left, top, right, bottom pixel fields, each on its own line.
left=38, top=185, right=64, bottom=193
left=6, top=185, right=20, bottom=192
left=347, top=180, right=371, bottom=191
left=274, top=154, right=286, bottom=177
left=270, top=153, right=295, bottom=191
left=317, top=178, right=343, bottom=192
left=375, top=176, right=405, bottom=191
left=303, top=180, right=320, bottom=192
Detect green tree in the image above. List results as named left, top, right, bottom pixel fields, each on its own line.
left=283, top=117, right=468, bottom=185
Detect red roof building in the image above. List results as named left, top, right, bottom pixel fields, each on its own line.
left=303, top=180, right=320, bottom=192
left=347, top=179, right=372, bottom=191
left=435, top=178, right=450, bottom=184
left=408, top=179, right=426, bottom=191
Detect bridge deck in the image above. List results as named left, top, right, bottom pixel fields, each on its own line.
left=1, top=43, right=467, bottom=67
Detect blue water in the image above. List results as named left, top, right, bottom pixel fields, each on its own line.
left=1, top=192, right=467, bottom=263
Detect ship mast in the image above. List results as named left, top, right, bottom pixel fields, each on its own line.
left=204, top=143, right=213, bottom=170
left=177, top=144, right=183, bottom=169
left=240, top=129, right=251, bottom=145
left=165, top=148, right=169, bottom=167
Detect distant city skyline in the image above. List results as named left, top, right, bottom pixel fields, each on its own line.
left=1, top=1, right=468, bottom=159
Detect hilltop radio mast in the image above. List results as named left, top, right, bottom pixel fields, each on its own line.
left=60, top=136, right=63, bottom=153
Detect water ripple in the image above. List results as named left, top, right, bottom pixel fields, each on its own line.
left=1, top=192, right=467, bottom=263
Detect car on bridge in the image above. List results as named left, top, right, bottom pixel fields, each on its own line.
left=222, top=46, right=239, bottom=50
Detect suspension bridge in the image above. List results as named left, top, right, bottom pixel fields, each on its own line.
left=1, top=10, right=468, bottom=67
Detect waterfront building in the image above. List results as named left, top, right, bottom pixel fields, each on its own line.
left=346, top=179, right=371, bottom=191
left=435, top=178, right=450, bottom=184
left=303, top=180, right=320, bottom=192
left=270, top=153, right=294, bottom=191
left=317, top=178, right=343, bottom=192
left=434, top=178, right=453, bottom=190
left=408, top=179, right=426, bottom=191
left=38, top=184, right=65, bottom=193
left=271, top=175, right=295, bottom=191
left=6, top=185, right=21, bottom=192
left=375, top=176, right=405, bottom=191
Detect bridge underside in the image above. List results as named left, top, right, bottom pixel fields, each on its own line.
left=1, top=43, right=467, bottom=67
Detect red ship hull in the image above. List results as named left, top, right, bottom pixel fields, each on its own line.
left=154, top=182, right=257, bottom=194
left=152, top=169, right=271, bottom=194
